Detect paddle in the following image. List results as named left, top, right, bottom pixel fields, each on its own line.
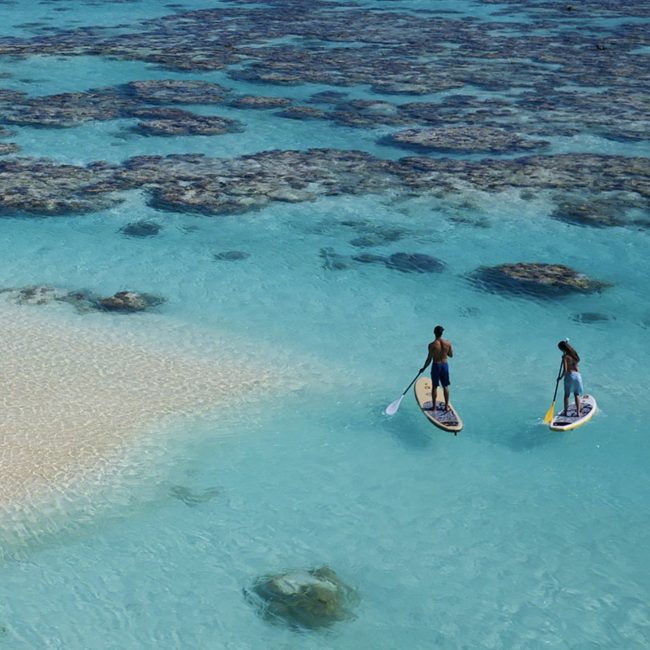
left=543, top=359, right=564, bottom=424
left=385, top=371, right=422, bottom=415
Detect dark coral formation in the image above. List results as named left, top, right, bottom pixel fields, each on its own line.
left=97, top=291, right=165, bottom=312
left=228, top=95, right=292, bottom=109
left=321, top=248, right=445, bottom=274
left=168, top=485, right=220, bottom=507
left=472, top=263, right=610, bottom=298
left=2, top=81, right=234, bottom=132
left=119, top=220, right=162, bottom=237
left=0, top=158, right=122, bottom=215
left=0, top=150, right=647, bottom=218
left=127, top=149, right=398, bottom=215
left=0, top=0, right=646, bottom=146
left=276, top=106, right=325, bottom=120
left=124, top=80, right=229, bottom=104
left=0, top=285, right=165, bottom=313
left=384, top=127, right=549, bottom=154
left=572, top=312, right=614, bottom=324
left=319, top=247, right=352, bottom=271
left=550, top=194, right=650, bottom=228
left=0, top=0, right=644, bottom=229
left=130, top=109, right=243, bottom=136
left=245, top=566, right=358, bottom=630
left=213, top=250, right=250, bottom=261
left=385, top=252, right=446, bottom=273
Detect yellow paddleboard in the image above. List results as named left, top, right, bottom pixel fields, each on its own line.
left=414, top=377, right=463, bottom=434
left=549, top=394, right=597, bottom=431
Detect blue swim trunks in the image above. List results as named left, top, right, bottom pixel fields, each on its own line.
left=431, top=362, right=450, bottom=388
left=564, top=371, right=584, bottom=396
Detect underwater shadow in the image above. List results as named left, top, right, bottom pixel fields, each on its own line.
left=377, top=405, right=434, bottom=451
left=505, top=421, right=563, bottom=452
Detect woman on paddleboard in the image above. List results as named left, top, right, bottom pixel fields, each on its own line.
left=558, top=340, right=583, bottom=416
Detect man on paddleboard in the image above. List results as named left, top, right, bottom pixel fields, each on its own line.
left=419, top=325, right=454, bottom=411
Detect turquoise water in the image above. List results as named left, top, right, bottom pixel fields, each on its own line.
left=0, top=0, right=649, bottom=648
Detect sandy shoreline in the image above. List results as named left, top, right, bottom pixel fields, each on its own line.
left=0, top=301, right=275, bottom=512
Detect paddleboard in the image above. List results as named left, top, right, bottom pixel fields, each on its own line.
left=549, top=394, right=597, bottom=431
left=414, top=377, right=463, bottom=434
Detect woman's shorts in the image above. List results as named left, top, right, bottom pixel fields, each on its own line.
left=564, top=371, right=584, bottom=396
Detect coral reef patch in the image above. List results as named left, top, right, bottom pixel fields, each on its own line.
left=245, top=566, right=359, bottom=630
left=471, top=263, right=610, bottom=298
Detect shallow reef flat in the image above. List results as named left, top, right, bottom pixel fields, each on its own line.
left=0, top=0, right=646, bottom=229
left=0, top=0, right=648, bottom=145
left=0, top=150, right=647, bottom=219
left=0, top=301, right=277, bottom=512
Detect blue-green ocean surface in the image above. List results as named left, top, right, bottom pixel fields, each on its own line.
left=0, top=0, right=648, bottom=647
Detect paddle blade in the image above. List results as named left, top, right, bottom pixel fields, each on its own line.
left=543, top=400, right=556, bottom=424
left=385, top=395, right=404, bottom=416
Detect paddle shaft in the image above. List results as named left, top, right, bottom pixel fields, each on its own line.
left=543, top=358, right=565, bottom=423
left=551, top=358, right=564, bottom=402
left=401, top=371, right=422, bottom=397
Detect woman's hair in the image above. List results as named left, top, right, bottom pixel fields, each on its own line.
left=558, top=340, right=580, bottom=362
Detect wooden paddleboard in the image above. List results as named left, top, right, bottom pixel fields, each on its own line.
left=414, top=377, right=463, bottom=434
left=549, top=394, right=597, bottom=431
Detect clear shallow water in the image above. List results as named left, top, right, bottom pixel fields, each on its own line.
left=0, top=0, right=649, bottom=648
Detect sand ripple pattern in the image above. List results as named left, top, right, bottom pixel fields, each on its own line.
left=0, top=303, right=272, bottom=512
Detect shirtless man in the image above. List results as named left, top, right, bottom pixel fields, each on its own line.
left=419, top=325, right=454, bottom=411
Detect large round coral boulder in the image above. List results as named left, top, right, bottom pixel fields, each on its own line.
left=472, top=262, right=609, bottom=297
left=246, top=566, right=358, bottom=630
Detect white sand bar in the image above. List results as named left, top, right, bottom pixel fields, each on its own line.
left=0, top=302, right=275, bottom=510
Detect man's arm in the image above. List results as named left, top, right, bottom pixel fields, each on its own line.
left=419, top=344, right=433, bottom=373
left=447, top=340, right=454, bottom=358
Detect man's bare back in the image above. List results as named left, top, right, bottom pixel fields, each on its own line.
left=428, top=338, right=453, bottom=363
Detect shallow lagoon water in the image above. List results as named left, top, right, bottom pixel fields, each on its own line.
left=0, top=0, right=649, bottom=648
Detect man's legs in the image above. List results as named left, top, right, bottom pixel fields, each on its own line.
left=442, top=386, right=450, bottom=411
left=430, top=385, right=438, bottom=410
left=430, top=365, right=440, bottom=409
left=574, top=393, right=581, bottom=415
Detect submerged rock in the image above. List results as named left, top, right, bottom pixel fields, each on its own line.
left=245, top=566, right=358, bottom=630
left=119, top=220, right=162, bottom=237
left=472, top=263, right=610, bottom=297
left=349, top=227, right=404, bottom=248
left=2, top=285, right=165, bottom=314
left=349, top=235, right=386, bottom=248
left=96, top=291, right=165, bottom=312
left=124, top=79, right=229, bottom=104
left=0, top=158, right=123, bottom=215
left=169, top=485, right=220, bottom=507
left=308, top=91, right=348, bottom=104
left=551, top=198, right=624, bottom=227
left=572, top=311, right=614, bottom=323
left=213, top=250, right=250, bottom=261
left=228, top=95, right=292, bottom=109
left=0, top=143, right=19, bottom=155
left=276, top=106, right=325, bottom=120
left=0, top=285, right=66, bottom=306
left=320, top=247, right=352, bottom=270
left=131, top=109, right=243, bottom=136
left=351, top=252, right=386, bottom=265
left=384, top=127, right=549, bottom=153
left=385, top=252, right=445, bottom=273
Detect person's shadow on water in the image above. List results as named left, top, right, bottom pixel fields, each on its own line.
left=506, top=420, right=562, bottom=452
left=375, top=404, right=434, bottom=450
